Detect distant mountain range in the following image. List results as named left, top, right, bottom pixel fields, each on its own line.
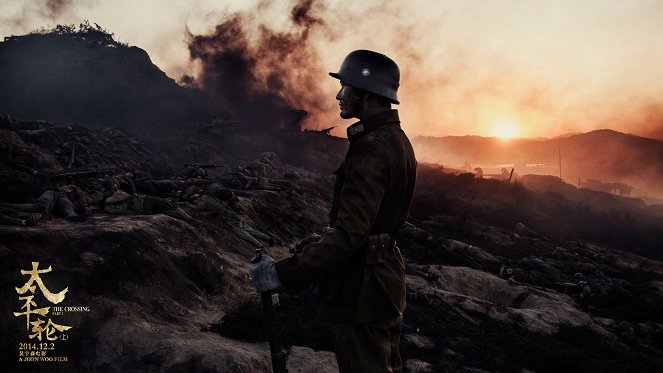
left=0, top=28, right=208, bottom=133
left=412, top=130, right=663, bottom=198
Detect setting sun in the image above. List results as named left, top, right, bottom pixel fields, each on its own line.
left=491, top=118, right=520, bottom=139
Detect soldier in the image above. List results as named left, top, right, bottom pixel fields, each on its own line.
left=56, top=185, right=91, bottom=221
left=218, top=166, right=257, bottom=190
left=0, top=191, right=52, bottom=224
left=0, top=186, right=89, bottom=224
left=251, top=50, right=416, bottom=372
left=245, top=152, right=284, bottom=179
left=103, top=190, right=192, bottom=221
left=204, top=182, right=239, bottom=209
left=84, top=171, right=137, bottom=208
left=182, top=165, right=207, bottom=178
left=0, top=210, right=41, bottom=226
left=186, top=194, right=269, bottom=245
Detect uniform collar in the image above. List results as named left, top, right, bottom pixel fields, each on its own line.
left=346, top=109, right=400, bottom=143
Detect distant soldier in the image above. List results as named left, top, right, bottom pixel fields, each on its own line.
left=578, top=280, right=591, bottom=298
left=0, top=211, right=41, bottom=226
left=182, top=165, right=207, bottom=178
left=204, top=182, right=239, bottom=209
left=103, top=190, right=191, bottom=221
left=218, top=166, right=256, bottom=189
left=134, top=176, right=212, bottom=208
left=57, top=185, right=91, bottom=220
left=500, top=264, right=515, bottom=282
left=474, top=167, right=484, bottom=178
left=0, top=185, right=89, bottom=224
left=85, top=171, right=136, bottom=207
left=186, top=194, right=269, bottom=245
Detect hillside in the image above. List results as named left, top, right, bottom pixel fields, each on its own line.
left=0, top=24, right=208, bottom=133
left=413, top=129, right=663, bottom=198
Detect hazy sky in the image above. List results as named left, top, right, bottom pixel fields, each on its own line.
left=2, top=0, right=663, bottom=139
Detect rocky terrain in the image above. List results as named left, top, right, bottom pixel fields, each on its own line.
left=399, top=165, right=663, bottom=372
left=1, top=112, right=663, bottom=372
left=0, top=112, right=339, bottom=372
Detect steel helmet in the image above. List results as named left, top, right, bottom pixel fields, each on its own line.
left=329, top=50, right=400, bottom=104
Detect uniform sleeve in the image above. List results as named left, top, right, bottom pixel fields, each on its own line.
left=275, top=150, right=387, bottom=292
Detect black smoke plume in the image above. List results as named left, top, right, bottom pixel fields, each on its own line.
left=44, top=0, right=74, bottom=19
left=2, top=0, right=75, bottom=29
left=187, top=0, right=333, bottom=129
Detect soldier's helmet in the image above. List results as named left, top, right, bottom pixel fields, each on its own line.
left=329, top=50, right=400, bottom=104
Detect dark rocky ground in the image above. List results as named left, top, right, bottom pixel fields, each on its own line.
left=2, top=114, right=663, bottom=373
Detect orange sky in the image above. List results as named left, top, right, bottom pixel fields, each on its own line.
left=2, top=0, right=663, bottom=139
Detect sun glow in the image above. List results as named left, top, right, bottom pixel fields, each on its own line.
left=491, top=118, right=520, bottom=139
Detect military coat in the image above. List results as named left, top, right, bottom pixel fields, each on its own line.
left=276, top=109, right=417, bottom=324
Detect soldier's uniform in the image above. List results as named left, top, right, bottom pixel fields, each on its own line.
left=104, top=190, right=192, bottom=221
left=186, top=194, right=269, bottom=245
left=276, top=109, right=416, bottom=372
left=0, top=188, right=87, bottom=222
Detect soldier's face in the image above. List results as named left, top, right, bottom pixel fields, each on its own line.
left=336, top=82, right=360, bottom=119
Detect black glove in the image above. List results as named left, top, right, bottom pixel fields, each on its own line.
left=290, top=233, right=322, bottom=255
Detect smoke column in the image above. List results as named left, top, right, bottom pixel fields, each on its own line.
left=187, top=0, right=335, bottom=129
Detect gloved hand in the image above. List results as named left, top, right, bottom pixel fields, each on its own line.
left=250, top=255, right=282, bottom=293
left=290, top=233, right=322, bottom=255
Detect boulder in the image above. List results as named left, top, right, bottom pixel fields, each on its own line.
left=405, top=359, right=434, bottom=373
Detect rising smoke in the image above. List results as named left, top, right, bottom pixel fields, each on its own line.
left=621, top=103, right=663, bottom=141
left=182, top=0, right=569, bottom=137
left=1, top=0, right=76, bottom=29
left=2, top=0, right=663, bottom=142
left=187, top=0, right=335, bottom=129
left=43, top=0, right=74, bottom=19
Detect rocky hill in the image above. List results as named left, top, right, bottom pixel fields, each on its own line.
left=413, top=130, right=663, bottom=199
left=0, top=24, right=208, bottom=133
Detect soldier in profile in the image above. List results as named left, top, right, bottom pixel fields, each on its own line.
left=252, top=50, right=417, bottom=372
